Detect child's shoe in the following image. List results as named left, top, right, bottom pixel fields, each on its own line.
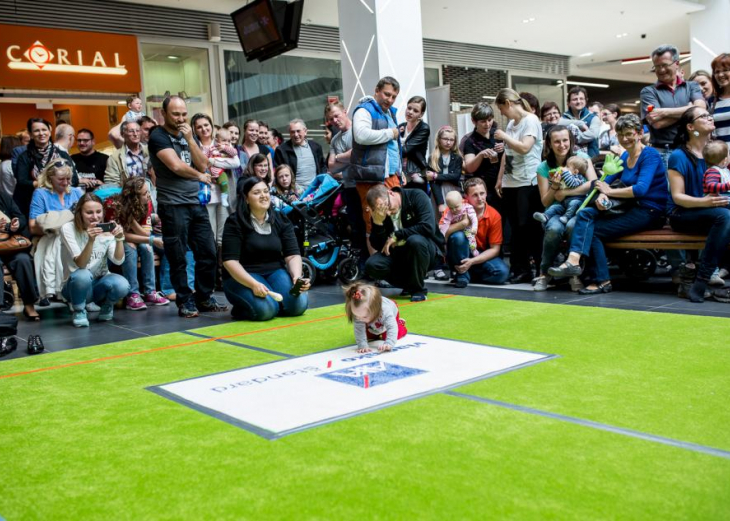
left=125, top=293, right=147, bottom=311
left=98, top=303, right=115, bottom=321
left=533, top=212, right=547, bottom=223
left=144, top=291, right=170, bottom=306
left=72, top=309, right=89, bottom=328
left=221, top=193, right=230, bottom=208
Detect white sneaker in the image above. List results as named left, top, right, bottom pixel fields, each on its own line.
left=533, top=276, right=551, bottom=292
left=710, top=271, right=726, bottom=287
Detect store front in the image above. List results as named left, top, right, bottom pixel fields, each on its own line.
left=0, top=24, right=142, bottom=147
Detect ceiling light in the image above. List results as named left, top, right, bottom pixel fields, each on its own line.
left=167, top=55, right=179, bottom=60
left=482, top=95, right=496, bottom=99
left=566, top=80, right=610, bottom=89
left=522, top=17, right=535, bottom=23
left=578, top=52, right=594, bottom=58
left=117, top=101, right=126, bottom=105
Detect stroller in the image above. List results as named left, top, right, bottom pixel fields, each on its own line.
left=276, top=174, right=361, bottom=285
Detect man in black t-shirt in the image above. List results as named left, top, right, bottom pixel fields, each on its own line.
left=148, top=95, right=228, bottom=318
left=71, top=128, right=107, bottom=191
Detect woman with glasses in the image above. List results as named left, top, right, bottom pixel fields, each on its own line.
left=548, top=114, right=668, bottom=294
left=14, top=118, right=78, bottom=218
left=28, top=161, right=84, bottom=306
left=667, top=107, right=730, bottom=302
left=710, top=53, right=730, bottom=145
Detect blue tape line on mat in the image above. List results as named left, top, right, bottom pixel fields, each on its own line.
left=446, top=391, right=730, bottom=461
left=182, top=331, right=294, bottom=358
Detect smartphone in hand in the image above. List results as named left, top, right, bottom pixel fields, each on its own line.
left=290, top=278, right=306, bottom=297
left=96, top=222, right=115, bottom=233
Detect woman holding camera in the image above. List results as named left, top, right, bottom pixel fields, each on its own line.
left=222, top=177, right=310, bottom=321
left=60, top=193, right=129, bottom=327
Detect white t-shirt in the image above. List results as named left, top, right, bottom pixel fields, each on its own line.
left=60, top=222, right=124, bottom=284
left=503, top=113, right=543, bottom=188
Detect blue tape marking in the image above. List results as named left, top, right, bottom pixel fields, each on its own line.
left=446, top=391, right=730, bottom=461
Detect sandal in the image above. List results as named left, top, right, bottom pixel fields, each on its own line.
left=578, top=282, right=613, bottom=295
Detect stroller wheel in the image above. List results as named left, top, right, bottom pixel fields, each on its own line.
left=337, top=257, right=361, bottom=285
left=302, top=258, right=317, bottom=286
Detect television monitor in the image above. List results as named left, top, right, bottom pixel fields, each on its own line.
left=232, top=0, right=304, bottom=63
left=231, top=0, right=283, bottom=61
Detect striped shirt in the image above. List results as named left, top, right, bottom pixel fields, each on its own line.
left=703, top=166, right=730, bottom=195
left=712, top=97, right=730, bottom=144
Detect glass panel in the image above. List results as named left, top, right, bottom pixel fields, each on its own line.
left=225, top=51, right=343, bottom=146
left=141, top=44, right=213, bottom=124
left=512, top=76, right=564, bottom=112
left=425, top=67, right=440, bottom=89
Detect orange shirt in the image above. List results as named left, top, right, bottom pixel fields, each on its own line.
left=440, top=203, right=503, bottom=251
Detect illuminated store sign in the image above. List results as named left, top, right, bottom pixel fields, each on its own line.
left=0, top=24, right=141, bottom=93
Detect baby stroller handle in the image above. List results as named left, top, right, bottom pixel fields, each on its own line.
left=308, top=247, right=340, bottom=270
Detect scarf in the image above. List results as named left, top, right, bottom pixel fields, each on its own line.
left=27, top=141, right=57, bottom=180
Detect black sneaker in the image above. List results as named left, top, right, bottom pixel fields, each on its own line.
left=197, top=295, right=229, bottom=312
left=27, top=335, right=45, bottom=355
left=0, top=336, right=17, bottom=358
left=178, top=300, right=199, bottom=318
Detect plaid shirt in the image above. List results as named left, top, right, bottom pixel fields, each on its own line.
left=125, top=147, right=146, bottom=178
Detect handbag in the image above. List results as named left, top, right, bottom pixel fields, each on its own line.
left=586, top=180, right=636, bottom=216
left=0, top=227, right=32, bottom=253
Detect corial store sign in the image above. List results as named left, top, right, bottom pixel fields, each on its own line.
left=0, top=24, right=141, bottom=93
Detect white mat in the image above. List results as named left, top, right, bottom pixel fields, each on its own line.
left=150, top=334, right=554, bottom=439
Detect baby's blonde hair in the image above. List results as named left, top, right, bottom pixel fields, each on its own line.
left=344, top=282, right=382, bottom=323
left=215, top=128, right=232, bottom=142
left=445, top=190, right=463, bottom=209
left=566, top=155, right=589, bottom=175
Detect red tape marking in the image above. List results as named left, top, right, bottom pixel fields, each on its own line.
left=0, top=294, right=456, bottom=380
left=364, top=374, right=370, bottom=389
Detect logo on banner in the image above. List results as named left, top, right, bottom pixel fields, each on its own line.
left=318, top=361, right=427, bottom=389
left=5, top=40, right=128, bottom=75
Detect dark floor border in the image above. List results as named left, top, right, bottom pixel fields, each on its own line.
left=182, top=331, right=294, bottom=358
left=147, top=333, right=558, bottom=440
left=445, top=391, right=730, bottom=461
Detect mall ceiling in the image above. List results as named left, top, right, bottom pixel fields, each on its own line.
left=121, top=0, right=705, bottom=82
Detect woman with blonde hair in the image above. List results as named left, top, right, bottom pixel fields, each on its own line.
left=29, top=160, right=84, bottom=303
left=494, top=88, right=544, bottom=284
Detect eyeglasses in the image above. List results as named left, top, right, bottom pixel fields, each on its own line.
left=650, top=61, right=677, bottom=73
left=692, top=113, right=714, bottom=122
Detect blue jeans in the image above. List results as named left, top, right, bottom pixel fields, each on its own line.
left=123, top=243, right=155, bottom=295
left=541, top=215, right=576, bottom=275
left=61, top=269, right=130, bottom=311
left=670, top=207, right=730, bottom=280
left=543, top=197, right=582, bottom=222
left=223, top=268, right=308, bottom=321
left=447, top=232, right=510, bottom=285
left=160, top=249, right=195, bottom=295
left=570, top=206, right=665, bottom=282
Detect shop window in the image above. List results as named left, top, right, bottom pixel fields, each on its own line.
left=141, top=44, right=213, bottom=124
left=225, top=51, right=343, bottom=145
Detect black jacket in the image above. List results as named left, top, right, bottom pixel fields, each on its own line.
left=432, top=153, right=463, bottom=185
left=14, top=146, right=78, bottom=218
left=370, top=187, right=444, bottom=253
left=274, top=139, right=326, bottom=176
left=0, top=191, right=31, bottom=240
left=398, top=121, right=430, bottom=174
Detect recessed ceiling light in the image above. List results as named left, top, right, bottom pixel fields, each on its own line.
left=566, top=80, right=610, bottom=89
left=167, top=55, right=179, bottom=60
left=578, top=52, right=594, bottom=57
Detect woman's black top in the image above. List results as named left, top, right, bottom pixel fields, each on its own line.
left=399, top=121, right=430, bottom=174
left=221, top=210, right=300, bottom=276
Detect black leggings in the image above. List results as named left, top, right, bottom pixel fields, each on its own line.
left=501, top=185, right=544, bottom=275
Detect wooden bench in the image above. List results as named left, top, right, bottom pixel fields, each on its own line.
left=605, top=225, right=708, bottom=250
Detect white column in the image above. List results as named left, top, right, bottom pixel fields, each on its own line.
left=337, top=0, right=427, bottom=122
left=689, top=0, right=730, bottom=72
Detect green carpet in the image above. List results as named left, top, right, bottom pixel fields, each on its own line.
left=1, top=296, right=729, bottom=520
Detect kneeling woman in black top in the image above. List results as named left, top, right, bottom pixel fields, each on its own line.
left=222, top=177, right=310, bottom=321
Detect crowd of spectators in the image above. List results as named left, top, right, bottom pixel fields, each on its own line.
left=0, top=44, right=729, bottom=331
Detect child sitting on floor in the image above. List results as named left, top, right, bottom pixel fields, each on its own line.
left=702, top=140, right=730, bottom=202
left=533, top=155, right=589, bottom=225
left=344, top=283, right=407, bottom=354
left=439, top=190, right=479, bottom=256
left=206, top=128, right=240, bottom=208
